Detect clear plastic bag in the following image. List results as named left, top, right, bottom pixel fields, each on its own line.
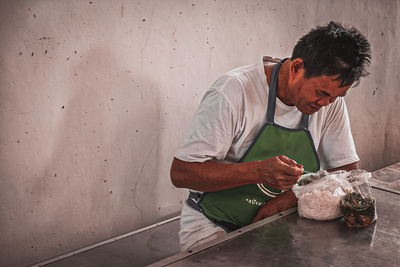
left=293, top=170, right=353, bottom=221
left=293, top=169, right=377, bottom=227
left=340, top=170, right=377, bottom=228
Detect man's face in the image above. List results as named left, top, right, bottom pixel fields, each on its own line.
left=293, top=76, right=350, bottom=115
left=288, top=68, right=351, bottom=115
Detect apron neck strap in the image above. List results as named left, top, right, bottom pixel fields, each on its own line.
left=266, top=58, right=310, bottom=129
left=301, top=113, right=309, bottom=129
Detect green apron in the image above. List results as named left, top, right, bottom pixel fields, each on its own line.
left=187, top=58, right=320, bottom=230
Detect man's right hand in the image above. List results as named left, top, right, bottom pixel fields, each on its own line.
left=255, top=155, right=303, bottom=190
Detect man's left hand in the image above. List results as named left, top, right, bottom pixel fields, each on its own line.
left=252, top=190, right=298, bottom=223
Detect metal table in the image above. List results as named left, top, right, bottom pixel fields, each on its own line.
left=151, top=164, right=400, bottom=267
left=370, top=161, right=400, bottom=193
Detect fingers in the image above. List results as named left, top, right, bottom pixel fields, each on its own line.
left=252, top=212, right=263, bottom=223
left=262, top=172, right=300, bottom=190
left=258, top=156, right=304, bottom=190
left=272, top=175, right=300, bottom=190
left=278, top=155, right=297, bottom=166
left=252, top=202, right=277, bottom=223
left=282, top=166, right=303, bottom=177
left=278, top=155, right=304, bottom=175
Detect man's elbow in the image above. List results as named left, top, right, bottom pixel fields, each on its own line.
left=170, top=158, right=186, bottom=188
left=170, top=171, right=184, bottom=188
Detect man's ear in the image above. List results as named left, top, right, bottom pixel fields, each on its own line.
left=291, top=58, right=305, bottom=73
left=289, top=58, right=305, bottom=82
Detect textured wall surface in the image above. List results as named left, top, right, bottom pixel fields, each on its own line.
left=0, top=0, right=399, bottom=266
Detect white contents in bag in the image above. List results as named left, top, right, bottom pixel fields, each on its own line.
left=297, top=190, right=342, bottom=220
left=293, top=170, right=353, bottom=221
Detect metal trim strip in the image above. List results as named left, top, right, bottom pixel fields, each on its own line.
left=31, top=215, right=181, bottom=267
left=371, top=184, right=400, bottom=195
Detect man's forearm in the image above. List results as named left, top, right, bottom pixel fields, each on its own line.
left=252, top=190, right=298, bottom=223
left=170, top=156, right=304, bottom=192
left=170, top=157, right=259, bottom=192
left=328, top=161, right=358, bottom=172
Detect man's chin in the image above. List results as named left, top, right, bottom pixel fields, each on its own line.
left=298, top=107, right=317, bottom=115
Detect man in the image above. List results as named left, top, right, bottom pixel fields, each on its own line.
left=170, top=21, right=371, bottom=251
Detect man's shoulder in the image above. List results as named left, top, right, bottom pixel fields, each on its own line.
left=211, top=63, right=261, bottom=92
left=220, top=63, right=261, bottom=81
left=201, top=61, right=267, bottom=113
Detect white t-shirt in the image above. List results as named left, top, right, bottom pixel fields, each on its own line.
left=175, top=59, right=359, bottom=250
left=175, top=60, right=358, bottom=169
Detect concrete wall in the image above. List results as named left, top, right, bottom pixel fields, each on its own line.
left=0, top=0, right=399, bottom=266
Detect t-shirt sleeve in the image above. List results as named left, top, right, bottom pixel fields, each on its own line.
left=174, top=79, right=238, bottom=162
left=317, top=98, right=360, bottom=170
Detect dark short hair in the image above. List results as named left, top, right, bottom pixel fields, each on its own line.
left=291, top=21, right=371, bottom=87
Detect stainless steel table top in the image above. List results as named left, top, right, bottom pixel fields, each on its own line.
left=153, top=187, right=400, bottom=267
left=371, top=162, right=400, bottom=193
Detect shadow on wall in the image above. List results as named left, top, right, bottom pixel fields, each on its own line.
left=40, top=46, right=161, bottom=260
left=2, top=45, right=162, bottom=266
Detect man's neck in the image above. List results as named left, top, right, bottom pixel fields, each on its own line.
left=265, top=60, right=294, bottom=106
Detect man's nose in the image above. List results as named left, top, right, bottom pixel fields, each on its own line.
left=316, top=97, right=330, bottom=106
